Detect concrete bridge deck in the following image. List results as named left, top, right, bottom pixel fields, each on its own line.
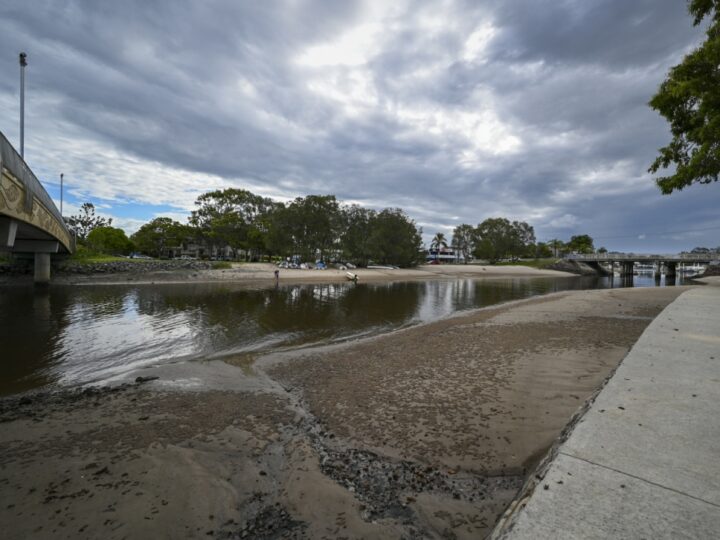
left=0, top=130, right=73, bottom=282
left=568, top=253, right=717, bottom=263
left=492, top=283, right=720, bottom=539
left=567, top=253, right=717, bottom=277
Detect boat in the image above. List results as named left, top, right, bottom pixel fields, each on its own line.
left=346, top=272, right=358, bottom=282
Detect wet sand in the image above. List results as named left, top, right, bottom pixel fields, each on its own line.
left=0, top=286, right=688, bottom=539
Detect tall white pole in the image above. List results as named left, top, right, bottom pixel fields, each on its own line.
left=60, top=173, right=64, bottom=215
left=19, top=52, right=27, bottom=159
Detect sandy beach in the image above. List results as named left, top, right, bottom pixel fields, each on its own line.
left=17, top=262, right=574, bottom=287
left=0, top=285, right=689, bottom=539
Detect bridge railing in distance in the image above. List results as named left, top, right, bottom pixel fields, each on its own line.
left=565, top=253, right=719, bottom=262
left=0, top=129, right=72, bottom=240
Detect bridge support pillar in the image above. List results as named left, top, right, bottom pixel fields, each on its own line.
left=665, top=262, right=677, bottom=278
left=0, top=217, right=18, bottom=248
left=620, top=262, right=634, bottom=276
left=34, top=252, right=51, bottom=284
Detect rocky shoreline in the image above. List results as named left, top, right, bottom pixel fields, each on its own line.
left=0, top=259, right=217, bottom=276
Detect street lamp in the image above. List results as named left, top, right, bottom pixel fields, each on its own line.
left=60, top=173, right=64, bottom=215
left=19, top=52, right=27, bottom=159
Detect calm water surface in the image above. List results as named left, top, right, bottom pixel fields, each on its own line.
left=0, top=274, right=691, bottom=395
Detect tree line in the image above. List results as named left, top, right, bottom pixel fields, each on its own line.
left=66, top=189, right=424, bottom=267
left=441, top=218, right=597, bottom=263
left=66, top=191, right=601, bottom=267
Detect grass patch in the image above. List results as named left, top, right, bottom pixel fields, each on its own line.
left=70, top=254, right=141, bottom=264
left=212, top=261, right=232, bottom=269
left=491, top=258, right=559, bottom=269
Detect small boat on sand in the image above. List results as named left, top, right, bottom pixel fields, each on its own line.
left=346, top=272, right=358, bottom=282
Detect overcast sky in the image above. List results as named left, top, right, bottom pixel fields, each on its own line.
left=1, top=0, right=718, bottom=251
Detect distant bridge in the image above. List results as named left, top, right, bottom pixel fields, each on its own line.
left=566, top=252, right=717, bottom=277
left=0, top=131, right=74, bottom=282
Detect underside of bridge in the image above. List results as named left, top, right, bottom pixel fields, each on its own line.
left=0, top=131, right=73, bottom=283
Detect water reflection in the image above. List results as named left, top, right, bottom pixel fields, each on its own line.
left=0, top=273, right=693, bottom=395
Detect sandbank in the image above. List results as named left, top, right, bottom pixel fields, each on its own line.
left=0, top=286, right=689, bottom=538
left=4, top=262, right=575, bottom=287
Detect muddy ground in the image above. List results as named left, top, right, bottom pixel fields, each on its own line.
left=0, top=286, right=688, bottom=539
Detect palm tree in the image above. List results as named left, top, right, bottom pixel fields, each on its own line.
left=430, top=232, right=448, bottom=261
left=547, top=239, right=565, bottom=258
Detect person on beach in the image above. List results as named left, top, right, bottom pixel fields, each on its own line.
left=274, top=269, right=279, bottom=281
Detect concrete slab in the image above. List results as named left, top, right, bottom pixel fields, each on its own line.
left=494, top=286, right=720, bottom=539
left=501, top=453, right=720, bottom=540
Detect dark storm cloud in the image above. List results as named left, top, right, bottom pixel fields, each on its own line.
left=0, top=0, right=718, bottom=250
left=487, top=0, right=701, bottom=69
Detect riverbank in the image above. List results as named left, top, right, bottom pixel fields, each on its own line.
left=0, top=261, right=573, bottom=287
left=0, top=286, right=689, bottom=539
left=493, top=283, right=720, bottom=539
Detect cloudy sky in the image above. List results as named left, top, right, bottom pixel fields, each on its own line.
left=1, top=0, right=718, bottom=251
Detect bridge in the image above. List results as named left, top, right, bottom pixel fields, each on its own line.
left=0, top=130, right=74, bottom=283
left=566, top=252, right=717, bottom=277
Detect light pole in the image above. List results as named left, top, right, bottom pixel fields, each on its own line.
left=19, top=52, right=27, bottom=159
left=60, top=173, right=64, bottom=215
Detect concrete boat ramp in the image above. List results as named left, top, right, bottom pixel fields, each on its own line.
left=492, top=283, right=720, bottom=539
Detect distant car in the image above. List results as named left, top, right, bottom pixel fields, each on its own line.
left=130, top=253, right=152, bottom=259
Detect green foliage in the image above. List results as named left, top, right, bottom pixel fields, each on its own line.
left=340, top=205, right=376, bottom=266
left=649, top=1, right=720, bottom=193
left=367, top=208, right=423, bottom=267
left=473, top=218, right=536, bottom=262
left=546, top=239, right=567, bottom=257
left=567, top=234, right=595, bottom=254
left=535, top=242, right=553, bottom=258
left=130, top=217, right=190, bottom=257
left=86, top=226, right=133, bottom=255
left=212, top=261, right=232, bottom=269
left=70, top=245, right=135, bottom=264
left=265, top=195, right=342, bottom=262
left=189, top=188, right=275, bottom=259
left=495, top=258, right=559, bottom=268
left=64, top=203, right=112, bottom=242
left=451, top=224, right=476, bottom=263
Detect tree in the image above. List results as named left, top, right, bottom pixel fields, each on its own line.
left=547, top=239, right=567, bottom=258
left=264, top=203, right=294, bottom=258
left=451, top=224, right=476, bottom=264
left=597, top=246, right=608, bottom=254
left=473, top=218, right=535, bottom=262
left=86, top=226, right=133, bottom=255
left=262, top=195, right=342, bottom=262
left=64, top=203, right=112, bottom=242
left=512, top=220, right=536, bottom=258
left=189, top=188, right=274, bottom=260
left=535, top=242, right=553, bottom=258
left=367, top=208, right=423, bottom=267
left=131, top=217, right=189, bottom=257
left=429, top=232, right=448, bottom=261
left=648, top=0, right=720, bottom=193
left=567, top=234, right=595, bottom=254
left=340, top=205, right=376, bottom=266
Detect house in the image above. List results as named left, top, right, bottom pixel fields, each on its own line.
left=426, top=247, right=465, bottom=264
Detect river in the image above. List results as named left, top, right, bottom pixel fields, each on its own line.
left=0, top=273, right=692, bottom=395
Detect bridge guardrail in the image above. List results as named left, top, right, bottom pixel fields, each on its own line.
left=0, top=130, right=71, bottom=239
left=565, top=253, right=718, bottom=262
